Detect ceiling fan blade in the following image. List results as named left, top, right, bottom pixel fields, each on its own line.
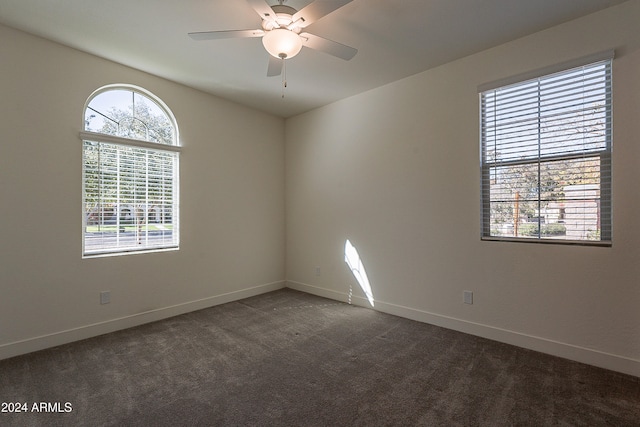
left=188, top=29, right=265, bottom=41
left=300, top=32, right=357, bottom=60
left=267, top=56, right=283, bottom=77
left=292, top=0, right=353, bottom=29
left=245, top=0, right=277, bottom=23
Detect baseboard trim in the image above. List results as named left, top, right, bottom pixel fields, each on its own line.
left=0, top=281, right=285, bottom=361
left=286, top=280, right=640, bottom=378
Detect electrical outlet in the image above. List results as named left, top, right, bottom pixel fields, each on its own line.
left=463, top=290, right=473, bottom=305
left=100, top=291, right=111, bottom=305
left=315, top=266, right=321, bottom=276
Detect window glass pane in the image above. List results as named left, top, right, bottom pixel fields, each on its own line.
left=85, top=89, right=175, bottom=145
left=487, top=157, right=602, bottom=240
left=83, top=141, right=178, bottom=255
left=482, top=64, right=609, bottom=164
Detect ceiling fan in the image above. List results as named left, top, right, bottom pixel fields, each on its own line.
left=188, top=0, right=357, bottom=77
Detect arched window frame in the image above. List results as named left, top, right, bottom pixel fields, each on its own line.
left=81, top=84, right=181, bottom=257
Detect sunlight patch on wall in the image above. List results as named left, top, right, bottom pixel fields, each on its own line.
left=344, top=239, right=375, bottom=307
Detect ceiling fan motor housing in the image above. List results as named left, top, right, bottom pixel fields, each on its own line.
left=261, top=5, right=302, bottom=33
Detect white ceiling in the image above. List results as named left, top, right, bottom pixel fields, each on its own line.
left=0, top=0, right=629, bottom=117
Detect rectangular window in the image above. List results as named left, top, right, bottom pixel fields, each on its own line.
left=480, top=53, right=612, bottom=245
left=83, top=141, right=179, bottom=255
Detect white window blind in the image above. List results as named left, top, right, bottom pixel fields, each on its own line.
left=82, top=86, right=180, bottom=256
left=480, top=55, right=612, bottom=244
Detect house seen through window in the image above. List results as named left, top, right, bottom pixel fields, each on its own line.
left=82, top=85, right=180, bottom=256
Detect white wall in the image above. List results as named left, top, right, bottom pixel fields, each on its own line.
left=285, top=1, right=640, bottom=377
left=0, top=24, right=285, bottom=358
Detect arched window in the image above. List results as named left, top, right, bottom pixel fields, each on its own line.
left=81, top=85, right=180, bottom=256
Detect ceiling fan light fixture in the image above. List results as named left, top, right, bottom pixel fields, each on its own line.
left=262, top=28, right=303, bottom=59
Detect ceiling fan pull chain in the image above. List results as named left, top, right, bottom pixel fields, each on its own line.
left=282, top=57, right=287, bottom=98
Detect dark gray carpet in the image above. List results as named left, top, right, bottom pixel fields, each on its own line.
left=0, top=288, right=638, bottom=426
